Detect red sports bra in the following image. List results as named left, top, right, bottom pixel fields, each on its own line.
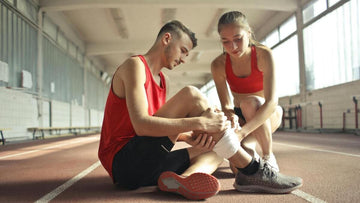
left=225, top=46, right=263, bottom=94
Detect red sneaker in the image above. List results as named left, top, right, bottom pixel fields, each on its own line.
left=158, top=171, right=220, bottom=200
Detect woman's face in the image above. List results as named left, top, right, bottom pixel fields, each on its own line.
left=219, top=23, right=250, bottom=57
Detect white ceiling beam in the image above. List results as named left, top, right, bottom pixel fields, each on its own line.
left=161, top=8, right=177, bottom=24
left=205, top=8, right=229, bottom=37
left=40, top=0, right=297, bottom=12
left=86, top=39, right=221, bottom=56
left=109, top=8, right=129, bottom=39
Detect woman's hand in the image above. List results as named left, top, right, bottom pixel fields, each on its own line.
left=234, top=127, right=246, bottom=141
left=223, top=109, right=240, bottom=130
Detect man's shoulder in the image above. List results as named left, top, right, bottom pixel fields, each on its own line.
left=115, top=56, right=144, bottom=75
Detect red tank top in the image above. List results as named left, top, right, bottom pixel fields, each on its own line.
left=225, top=46, right=263, bottom=93
left=98, top=55, right=166, bottom=179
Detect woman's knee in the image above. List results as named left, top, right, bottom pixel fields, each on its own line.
left=239, top=96, right=263, bottom=119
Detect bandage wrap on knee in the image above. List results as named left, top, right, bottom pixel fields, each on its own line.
left=213, top=129, right=240, bottom=159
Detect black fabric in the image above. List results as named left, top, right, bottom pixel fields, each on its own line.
left=234, top=107, right=246, bottom=122
left=237, top=158, right=260, bottom=175
left=112, top=135, right=190, bottom=190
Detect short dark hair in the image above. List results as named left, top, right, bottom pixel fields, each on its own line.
left=157, top=20, right=197, bottom=48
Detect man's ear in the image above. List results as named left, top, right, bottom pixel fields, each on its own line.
left=162, top=32, right=172, bottom=45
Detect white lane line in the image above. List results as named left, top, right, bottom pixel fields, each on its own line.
left=0, top=137, right=99, bottom=160
left=35, top=161, right=101, bottom=203
left=275, top=142, right=360, bottom=158
left=292, top=189, right=327, bottom=203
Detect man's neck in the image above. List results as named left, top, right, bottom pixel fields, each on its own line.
left=143, top=47, right=163, bottom=76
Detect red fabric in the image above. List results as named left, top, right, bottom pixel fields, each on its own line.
left=98, top=55, right=166, bottom=179
left=225, top=46, right=263, bottom=94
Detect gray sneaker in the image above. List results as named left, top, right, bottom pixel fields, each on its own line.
left=233, top=160, right=303, bottom=194
left=263, top=153, right=280, bottom=172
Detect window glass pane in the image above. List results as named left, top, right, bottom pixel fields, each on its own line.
left=279, top=15, right=296, bottom=40
left=272, top=35, right=300, bottom=97
left=265, top=29, right=279, bottom=48
left=5, top=0, right=14, bottom=5
left=17, top=0, right=37, bottom=22
left=84, top=59, right=91, bottom=70
left=329, top=0, right=341, bottom=7
left=77, top=52, right=83, bottom=64
left=303, top=0, right=327, bottom=24
left=304, top=0, right=360, bottom=90
left=57, top=32, right=67, bottom=50
left=68, top=42, right=77, bottom=58
left=44, top=17, right=57, bottom=40
left=0, top=5, right=2, bottom=60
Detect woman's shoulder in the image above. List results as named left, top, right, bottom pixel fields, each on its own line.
left=254, top=45, right=273, bottom=59
left=211, top=53, right=226, bottom=68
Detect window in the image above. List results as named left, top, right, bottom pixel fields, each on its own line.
left=303, top=0, right=327, bottom=24
left=44, top=17, right=57, bottom=40
left=279, top=15, right=296, bottom=40
left=265, top=29, right=280, bottom=48
left=304, top=0, right=360, bottom=90
left=16, top=0, right=37, bottom=23
left=5, top=0, right=14, bottom=5
left=329, top=0, right=342, bottom=7
left=272, top=35, right=300, bottom=97
left=68, top=42, right=77, bottom=59
left=57, top=32, right=67, bottom=50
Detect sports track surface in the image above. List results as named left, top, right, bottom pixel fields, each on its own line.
left=1, top=131, right=359, bottom=203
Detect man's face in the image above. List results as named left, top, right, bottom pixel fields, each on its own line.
left=164, top=32, right=193, bottom=70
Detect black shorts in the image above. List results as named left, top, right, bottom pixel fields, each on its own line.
left=112, top=135, right=190, bottom=190
left=234, top=107, right=246, bottom=122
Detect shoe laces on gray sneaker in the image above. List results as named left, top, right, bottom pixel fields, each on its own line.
left=263, top=153, right=280, bottom=172
left=233, top=159, right=303, bottom=194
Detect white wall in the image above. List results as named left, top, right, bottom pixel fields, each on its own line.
left=0, top=87, right=38, bottom=140
left=0, top=87, right=103, bottom=142
left=279, top=80, right=360, bottom=131
left=71, top=104, right=86, bottom=127
left=51, top=100, right=71, bottom=127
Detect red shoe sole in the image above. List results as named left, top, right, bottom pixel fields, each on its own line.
left=158, top=171, right=220, bottom=200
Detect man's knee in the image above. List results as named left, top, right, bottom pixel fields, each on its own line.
left=181, top=86, right=205, bottom=100
left=180, top=86, right=208, bottom=115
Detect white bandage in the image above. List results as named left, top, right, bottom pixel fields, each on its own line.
left=213, top=128, right=240, bottom=159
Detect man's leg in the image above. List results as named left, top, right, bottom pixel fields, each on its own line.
left=154, top=85, right=223, bottom=173
left=155, top=86, right=223, bottom=200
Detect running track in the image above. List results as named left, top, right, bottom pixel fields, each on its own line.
left=0, top=132, right=359, bottom=202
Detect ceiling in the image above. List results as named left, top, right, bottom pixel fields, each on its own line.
left=39, top=0, right=310, bottom=97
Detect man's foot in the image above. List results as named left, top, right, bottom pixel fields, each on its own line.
left=233, top=159, right=302, bottom=194
left=263, top=153, right=280, bottom=172
left=158, top=171, right=220, bottom=200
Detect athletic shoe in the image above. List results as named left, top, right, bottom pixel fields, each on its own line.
left=263, top=153, right=280, bottom=172
left=233, top=159, right=302, bottom=194
left=253, top=150, right=261, bottom=161
left=230, top=151, right=261, bottom=175
left=158, top=171, right=220, bottom=200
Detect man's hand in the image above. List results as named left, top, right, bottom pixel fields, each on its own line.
left=201, top=107, right=230, bottom=133
left=184, top=132, right=216, bottom=152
